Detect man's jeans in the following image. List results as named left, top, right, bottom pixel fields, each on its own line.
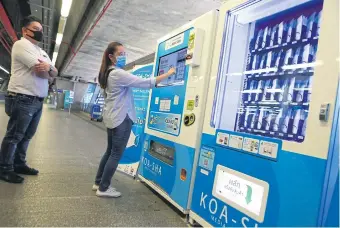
left=0, top=95, right=43, bottom=171
left=95, top=115, right=133, bottom=191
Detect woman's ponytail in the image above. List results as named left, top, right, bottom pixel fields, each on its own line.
left=98, top=42, right=123, bottom=89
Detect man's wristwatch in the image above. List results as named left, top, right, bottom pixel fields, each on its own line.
left=49, top=65, right=53, bottom=72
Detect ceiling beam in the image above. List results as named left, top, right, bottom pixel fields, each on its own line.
left=0, top=1, right=18, bottom=43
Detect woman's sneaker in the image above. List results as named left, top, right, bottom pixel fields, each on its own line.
left=96, top=187, right=121, bottom=198
left=92, top=184, right=115, bottom=191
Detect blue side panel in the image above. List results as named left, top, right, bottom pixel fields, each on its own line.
left=139, top=134, right=195, bottom=209
left=318, top=83, right=340, bottom=227
left=190, top=133, right=327, bottom=227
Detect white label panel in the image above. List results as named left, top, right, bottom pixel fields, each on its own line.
left=243, top=137, right=259, bottom=154
left=165, top=33, right=184, bottom=50
left=212, top=165, right=269, bottom=223
left=216, top=132, right=230, bottom=146
left=259, top=141, right=279, bottom=159
left=229, top=135, right=244, bottom=150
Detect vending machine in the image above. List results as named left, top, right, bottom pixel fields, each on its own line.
left=138, top=10, right=218, bottom=213
left=189, top=0, right=339, bottom=227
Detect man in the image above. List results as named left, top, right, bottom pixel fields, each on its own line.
left=0, top=16, right=58, bottom=183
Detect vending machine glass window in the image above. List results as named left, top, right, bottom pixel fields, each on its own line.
left=211, top=0, right=323, bottom=143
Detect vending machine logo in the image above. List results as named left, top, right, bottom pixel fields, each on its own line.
left=199, top=192, right=259, bottom=228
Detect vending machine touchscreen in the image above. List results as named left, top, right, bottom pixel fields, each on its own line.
left=157, top=48, right=187, bottom=87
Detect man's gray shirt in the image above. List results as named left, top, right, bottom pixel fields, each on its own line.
left=8, top=37, right=51, bottom=98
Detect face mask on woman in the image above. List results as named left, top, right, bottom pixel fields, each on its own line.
left=116, top=55, right=126, bottom=68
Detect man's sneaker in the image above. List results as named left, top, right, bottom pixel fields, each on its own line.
left=96, top=187, right=121, bottom=198
left=0, top=171, right=24, bottom=184
left=14, top=165, right=39, bottom=175
left=92, top=184, right=115, bottom=191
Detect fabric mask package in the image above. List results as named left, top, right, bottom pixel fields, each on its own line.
left=287, top=77, right=296, bottom=102
left=277, top=21, right=288, bottom=45
left=266, top=51, right=272, bottom=68
left=255, top=29, right=264, bottom=50
left=287, top=19, right=297, bottom=43
left=307, top=12, right=316, bottom=39
left=260, top=53, right=267, bottom=69
left=293, top=47, right=302, bottom=65
left=316, top=10, right=322, bottom=37
left=296, top=15, right=308, bottom=41
left=302, top=44, right=311, bottom=63
left=284, top=48, right=293, bottom=66
left=270, top=24, right=279, bottom=47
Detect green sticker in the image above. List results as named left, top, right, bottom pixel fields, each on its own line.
left=187, top=100, right=195, bottom=111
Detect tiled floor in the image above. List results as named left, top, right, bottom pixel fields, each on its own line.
left=0, top=105, right=187, bottom=227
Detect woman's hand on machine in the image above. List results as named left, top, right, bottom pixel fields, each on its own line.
left=167, top=67, right=176, bottom=76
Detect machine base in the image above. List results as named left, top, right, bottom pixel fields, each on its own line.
left=189, top=211, right=213, bottom=228
left=138, top=175, right=189, bottom=214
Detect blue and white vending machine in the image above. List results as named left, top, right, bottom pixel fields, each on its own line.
left=138, top=10, right=218, bottom=213
left=117, top=64, right=153, bottom=178
left=189, top=0, right=339, bottom=227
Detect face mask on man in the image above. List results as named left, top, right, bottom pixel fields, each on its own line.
left=26, top=28, right=43, bottom=42
left=116, top=55, right=126, bottom=68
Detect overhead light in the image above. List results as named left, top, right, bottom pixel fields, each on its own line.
left=61, top=0, right=73, bottom=17
left=0, top=65, right=9, bottom=74
left=56, top=33, right=63, bottom=45
left=52, top=52, right=58, bottom=65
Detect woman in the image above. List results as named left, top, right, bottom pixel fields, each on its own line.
left=93, top=42, right=176, bottom=198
